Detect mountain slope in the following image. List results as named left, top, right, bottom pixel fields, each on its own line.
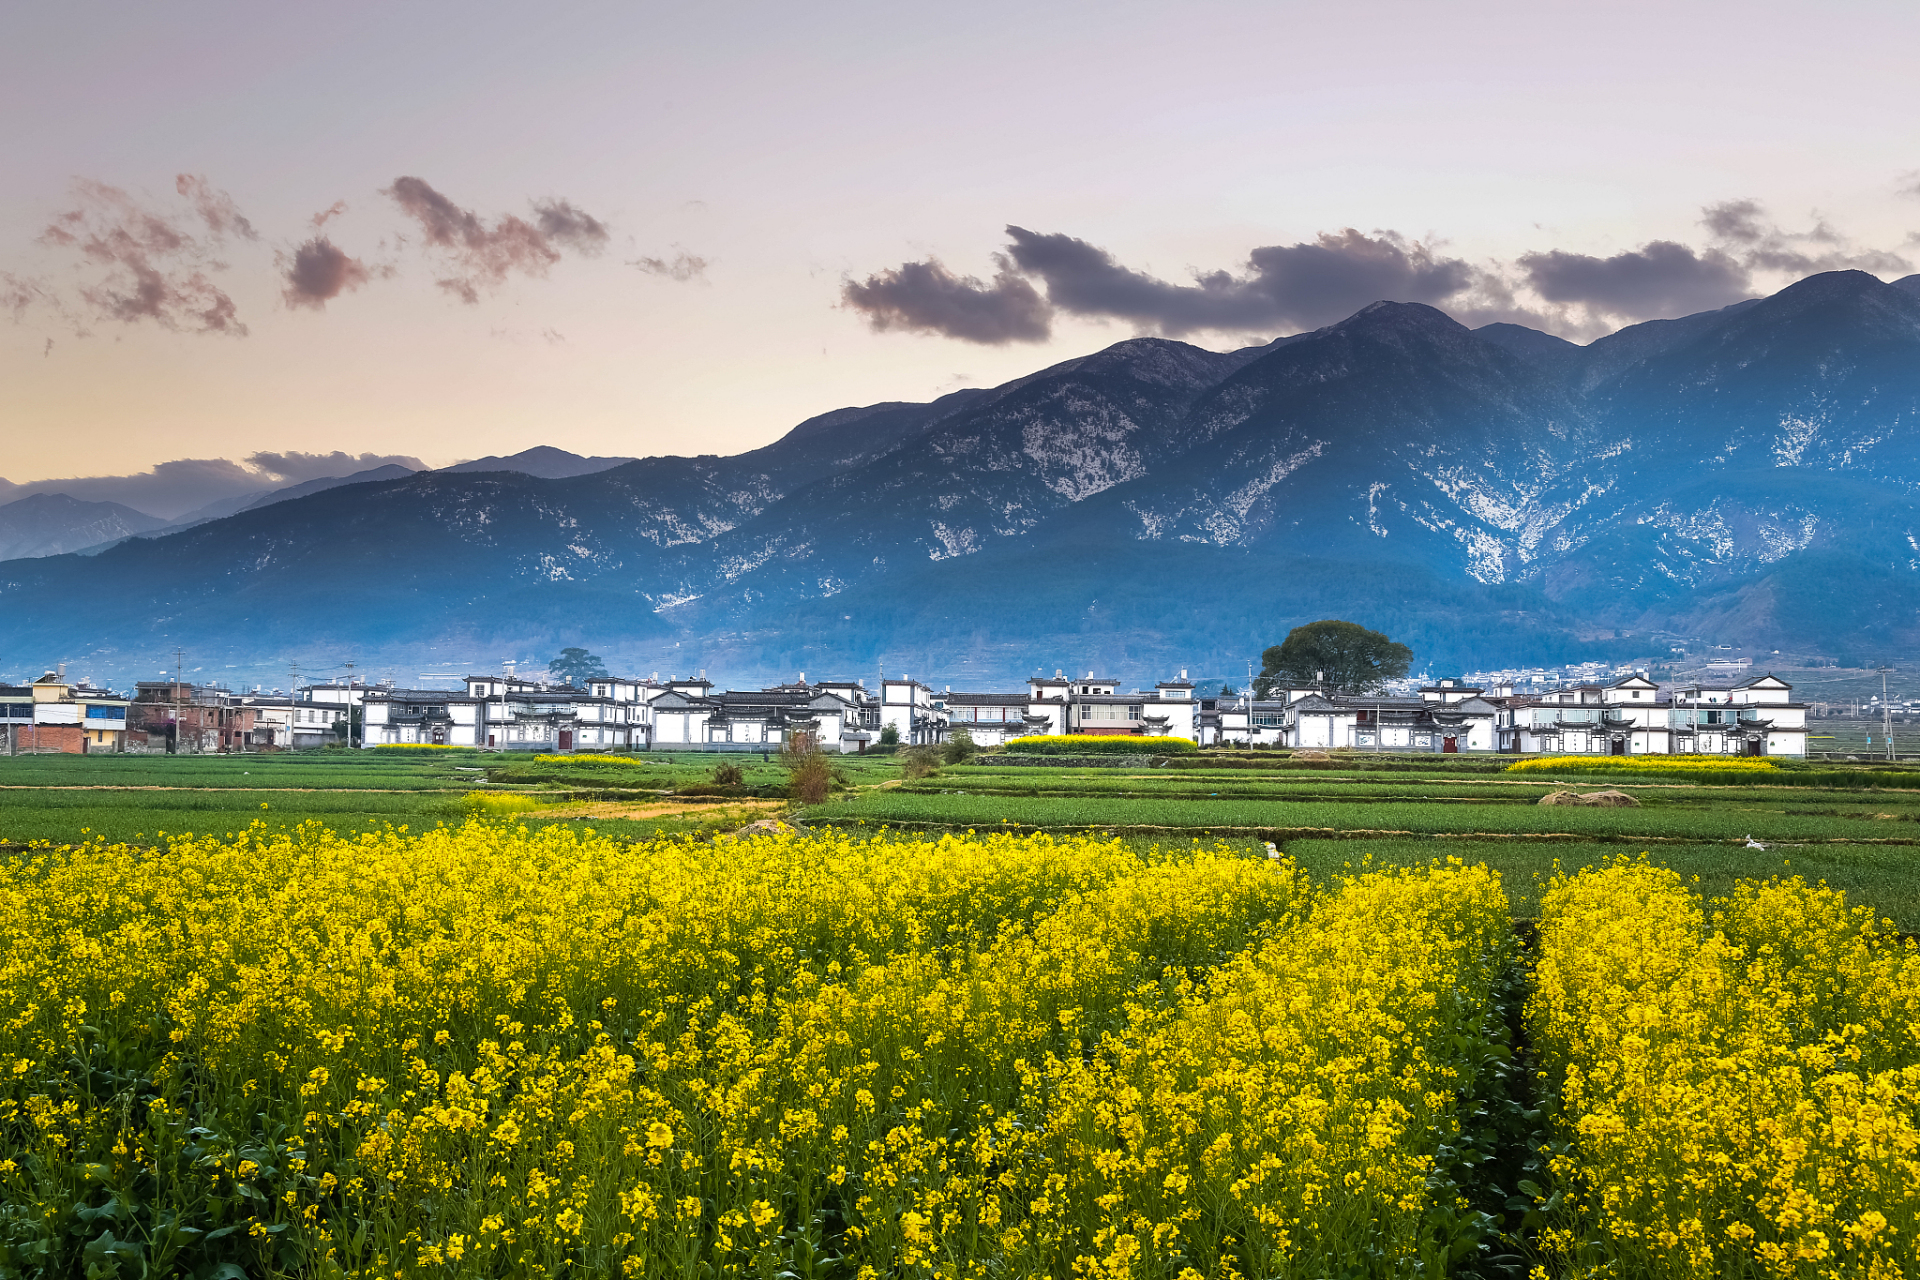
left=3, top=270, right=1918, bottom=682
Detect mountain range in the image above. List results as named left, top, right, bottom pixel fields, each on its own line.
left=5, top=268, right=1919, bottom=686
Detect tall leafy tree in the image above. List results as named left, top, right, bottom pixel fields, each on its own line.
left=1254, top=620, right=1412, bottom=697
left=548, top=647, right=610, bottom=687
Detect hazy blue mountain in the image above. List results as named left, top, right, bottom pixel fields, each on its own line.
left=4, top=271, right=1918, bottom=684
left=0, top=493, right=169, bottom=561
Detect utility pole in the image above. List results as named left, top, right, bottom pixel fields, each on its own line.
left=1881, top=666, right=1895, bottom=762
left=172, top=647, right=185, bottom=755
left=1245, top=658, right=1254, bottom=748
left=286, top=661, right=301, bottom=749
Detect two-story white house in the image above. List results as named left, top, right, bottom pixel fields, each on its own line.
left=1022, top=669, right=1203, bottom=742
left=1494, top=672, right=1807, bottom=757
left=880, top=678, right=946, bottom=746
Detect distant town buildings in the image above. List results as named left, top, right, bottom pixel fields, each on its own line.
left=0, top=659, right=1815, bottom=757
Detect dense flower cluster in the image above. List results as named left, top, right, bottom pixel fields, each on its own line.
left=1002, top=735, right=1199, bottom=755
left=1506, top=755, right=1778, bottom=774
left=0, top=821, right=1507, bottom=1278
left=1530, top=860, right=1920, bottom=1278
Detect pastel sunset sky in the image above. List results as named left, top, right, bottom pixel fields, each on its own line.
left=5, top=0, right=1918, bottom=493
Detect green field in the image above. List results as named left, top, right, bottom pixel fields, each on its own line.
left=0, top=747, right=892, bottom=844
left=3, top=745, right=1916, bottom=928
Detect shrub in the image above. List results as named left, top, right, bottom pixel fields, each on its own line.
left=712, top=761, right=745, bottom=786
left=900, top=745, right=940, bottom=779
left=1004, top=734, right=1198, bottom=755
left=878, top=725, right=900, bottom=746
left=942, top=727, right=977, bottom=765
left=783, top=732, right=831, bottom=804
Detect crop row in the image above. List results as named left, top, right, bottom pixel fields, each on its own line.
left=1532, top=862, right=1918, bottom=1275
left=0, top=822, right=1511, bottom=1278
left=806, top=790, right=1920, bottom=842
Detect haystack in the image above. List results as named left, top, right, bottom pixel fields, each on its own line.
left=1538, top=789, right=1640, bottom=808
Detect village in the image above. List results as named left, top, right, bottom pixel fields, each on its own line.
left=2, top=661, right=1813, bottom=757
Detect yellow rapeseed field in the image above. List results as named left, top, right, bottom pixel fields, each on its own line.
left=0, top=820, right=1511, bottom=1278
left=1531, top=861, right=1920, bottom=1278
left=1505, top=754, right=1778, bottom=774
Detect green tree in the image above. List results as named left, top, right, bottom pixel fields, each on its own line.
left=1254, top=620, right=1413, bottom=697
left=548, top=647, right=609, bottom=687
left=941, top=726, right=976, bottom=765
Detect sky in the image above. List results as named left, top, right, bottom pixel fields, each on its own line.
left=4, top=0, right=1919, bottom=507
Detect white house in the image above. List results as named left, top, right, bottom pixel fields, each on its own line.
left=1494, top=673, right=1807, bottom=757
left=647, top=677, right=873, bottom=752
left=1021, top=669, right=1203, bottom=743
left=362, top=673, right=652, bottom=750
left=880, top=678, right=946, bottom=746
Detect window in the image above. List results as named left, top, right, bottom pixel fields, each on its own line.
left=1632, top=690, right=1641, bottom=699
left=86, top=705, right=125, bottom=719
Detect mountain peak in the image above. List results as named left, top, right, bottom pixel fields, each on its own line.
left=1762, top=268, right=1900, bottom=308
left=1343, top=299, right=1464, bottom=330
left=440, top=446, right=637, bottom=479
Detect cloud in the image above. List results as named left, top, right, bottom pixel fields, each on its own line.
left=630, top=250, right=709, bottom=282
left=841, top=256, right=1052, bottom=343
left=34, top=177, right=249, bottom=335
left=1699, top=198, right=1910, bottom=277
left=1006, top=225, right=1482, bottom=336
left=174, top=173, right=257, bottom=241
left=281, top=237, right=372, bottom=310
left=533, top=199, right=609, bottom=254
left=847, top=196, right=1920, bottom=347
left=1517, top=241, right=1752, bottom=322
left=845, top=227, right=1489, bottom=342
left=243, top=450, right=425, bottom=482
left=0, top=452, right=430, bottom=519
left=311, top=200, right=349, bottom=228
left=0, top=457, right=266, bottom=520
left=383, top=177, right=606, bottom=303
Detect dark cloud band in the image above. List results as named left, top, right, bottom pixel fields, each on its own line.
left=841, top=257, right=1051, bottom=344
left=847, top=201, right=1913, bottom=344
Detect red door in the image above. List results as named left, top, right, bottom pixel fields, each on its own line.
left=558, top=730, right=573, bottom=751
left=1442, top=736, right=1458, bottom=753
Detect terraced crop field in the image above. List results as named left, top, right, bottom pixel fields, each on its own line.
left=802, top=751, right=1920, bottom=929
left=3, top=744, right=1916, bottom=1274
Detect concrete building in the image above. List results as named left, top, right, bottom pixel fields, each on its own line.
left=130, top=681, right=256, bottom=753
left=2, top=672, right=132, bottom=754
left=1494, top=672, right=1807, bottom=757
